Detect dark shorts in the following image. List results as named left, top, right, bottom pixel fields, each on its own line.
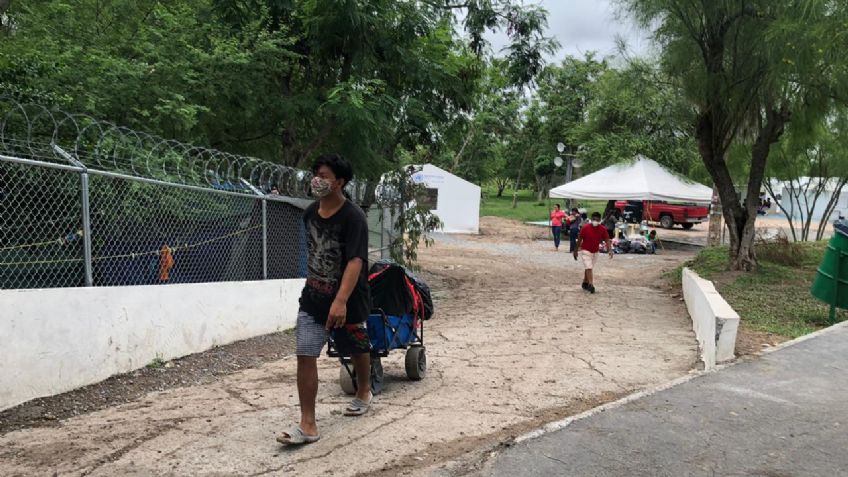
left=295, top=310, right=371, bottom=357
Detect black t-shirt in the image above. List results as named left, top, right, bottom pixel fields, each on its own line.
left=299, top=200, right=371, bottom=324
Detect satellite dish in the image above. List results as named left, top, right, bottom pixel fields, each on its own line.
left=553, top=156, right=564, bottom=167
left=556, top=142, right=566, bottom=153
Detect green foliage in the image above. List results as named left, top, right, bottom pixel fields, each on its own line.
left=146, top=355, right=166, bottom=369
left=683, top=241, right=845, bottom=338
left=619, top=0, right=848, bottom=270
left=1, top=0, right=554, bottom=179
left=379, top=168, right=442, bottom=269
left=575, top=60, right=704, bottom=181
left=536, top=55, right=607, bottom=158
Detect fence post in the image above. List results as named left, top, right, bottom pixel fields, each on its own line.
left=80, top=172, right=94, bottom=286
left=262, top=199, right=268, bottom=279
left=54, top=145, right=94, bottom=286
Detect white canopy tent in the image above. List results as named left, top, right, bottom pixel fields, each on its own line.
left=549, top=155, right=713, bottom=203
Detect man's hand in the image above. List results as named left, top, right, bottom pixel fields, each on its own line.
left=326, top=298, right=347, bottom=330
left=573, top=250, right=579, bottom=261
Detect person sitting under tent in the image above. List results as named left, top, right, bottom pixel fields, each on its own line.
left=647, top=230, right=658, bottom=253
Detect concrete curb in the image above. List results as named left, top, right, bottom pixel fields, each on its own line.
left=682, top=267, right=740, bottom=368
left=512, top=319, right=848, bottom=445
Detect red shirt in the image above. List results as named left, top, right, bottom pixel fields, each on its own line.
left=579, top=223, right=609, bottom=253
left=550, top=210, right=566, bottom=227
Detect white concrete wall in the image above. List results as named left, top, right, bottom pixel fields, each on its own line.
left=779, top=189, right=848, bottom=222
left=682, top=268, right=740, bottom=369
left=412, top=164, right=481, bottom=234
left=0, top=278, right=304, bottom=411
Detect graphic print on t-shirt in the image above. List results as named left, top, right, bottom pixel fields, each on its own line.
left=306, top=220, right=343, bottom=297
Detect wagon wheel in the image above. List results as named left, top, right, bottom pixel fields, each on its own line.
left=371, top=357, right=384, bottom=395
left=405, top=346, right=426, bottom=381
left=340, top=359, right=384, bottom=395
left=339, top=364, right=356, bottom=395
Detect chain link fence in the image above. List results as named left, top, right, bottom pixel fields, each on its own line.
left=0, top=97, right=392, bottom=290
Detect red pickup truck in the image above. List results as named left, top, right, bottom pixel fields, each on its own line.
left=614, top=200, right=710, bottom=230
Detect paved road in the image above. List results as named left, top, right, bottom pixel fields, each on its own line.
left=483, top=322, right=848, bottom=477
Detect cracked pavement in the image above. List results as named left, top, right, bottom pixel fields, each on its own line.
left=0, top=217, right=699, bottom=476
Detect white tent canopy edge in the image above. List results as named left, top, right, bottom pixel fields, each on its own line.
left=549, top=155, right=713, bottom=203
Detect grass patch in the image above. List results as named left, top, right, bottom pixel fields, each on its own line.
left=146, top=356, right=165, bottom=369
left=480, top=186, right=608, bottom=223
left=678, top=241, right=846, bottom=338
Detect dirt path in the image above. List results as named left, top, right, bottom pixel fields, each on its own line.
left=0, top=217, right=698, bottom=477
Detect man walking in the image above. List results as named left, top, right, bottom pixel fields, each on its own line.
left=567, top=207, right=582, bottom=253
left=277, top=154, right=372, bottom=446
left=574, top=212, right=613, bottom=294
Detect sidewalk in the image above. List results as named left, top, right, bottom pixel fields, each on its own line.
left=484, top=322, right=848, bottom=477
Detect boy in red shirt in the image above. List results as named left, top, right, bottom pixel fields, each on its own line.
left=573, top=211, right=613, bottom=293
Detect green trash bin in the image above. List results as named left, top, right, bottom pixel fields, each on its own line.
left=811, top=229, right=848, bottom=322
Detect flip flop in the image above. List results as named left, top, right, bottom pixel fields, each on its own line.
left=276, top=426, right=320, bottom=445
left=343, top=392, right=373, bottom=416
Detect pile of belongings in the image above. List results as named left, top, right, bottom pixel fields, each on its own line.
left=369, top=260, right=435, bottom=321
left=600, top=236, right=655, bottom=255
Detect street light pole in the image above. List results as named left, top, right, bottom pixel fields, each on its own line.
left=556, top=142, right=575, bottom=210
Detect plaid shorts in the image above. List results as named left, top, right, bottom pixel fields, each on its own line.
left=295, top=310, right=371, bottom=357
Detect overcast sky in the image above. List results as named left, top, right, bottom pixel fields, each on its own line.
left=487, top=0, right=655, bottom=63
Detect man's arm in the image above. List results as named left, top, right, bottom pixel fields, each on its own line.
left=573, top=236, right=583, bottom=259
left=327, top=257, right=363, bottom=329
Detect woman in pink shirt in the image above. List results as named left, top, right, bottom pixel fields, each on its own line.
left=550, top=204, right=567, bottom=251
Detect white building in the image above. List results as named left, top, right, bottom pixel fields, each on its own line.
left=411, top=164, right=481, bottom=234
left=769, top=178, right=848, bottom=222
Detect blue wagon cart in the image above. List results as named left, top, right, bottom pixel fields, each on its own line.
left=327, top=261, right=433, bottom=395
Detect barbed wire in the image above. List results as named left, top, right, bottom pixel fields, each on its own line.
left=0, top=96, right=371, bottom=200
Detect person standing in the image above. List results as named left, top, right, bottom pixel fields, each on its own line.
left=277, top=154, right=372, bottom=446
left=550, top=204, right=566, bottom=251
left=603, top=209, right=617, bottom=240
left=574, top=212, right=613, bottom=294
left=567, top=207, right=582, bottom=253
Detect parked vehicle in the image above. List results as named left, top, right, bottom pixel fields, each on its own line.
left=614, top=200, right=710, bottom=230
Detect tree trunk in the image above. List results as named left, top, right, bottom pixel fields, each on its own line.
left=511, top=151, right=531, bottom=209
left=697, top=106, right=789, bottom=271
left=451, top=124, right=475, bottom=173
left=495, top=179, right=508, bottom=197
left=535, top=175, right=551, bottom=203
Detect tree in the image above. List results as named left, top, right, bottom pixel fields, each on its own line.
left=443, top=59, right=524, bottom=187
left=765, top=111, right=848, bottom=241
left=2, top=0, right=555, bottom=181
left=535, top=55, right=607, bottom=171
left=620, top=0, right=848, bottom=270
left=510, top=101, right=547, bottom=207
left=575, top=60, right=705, bottom=181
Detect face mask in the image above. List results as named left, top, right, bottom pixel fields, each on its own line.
left=310, top=177, right=333, bottom=198
left=591, top=220, right=600, bottom=227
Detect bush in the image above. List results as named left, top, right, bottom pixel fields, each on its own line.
left=755, top=232, right=808, bottom=267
